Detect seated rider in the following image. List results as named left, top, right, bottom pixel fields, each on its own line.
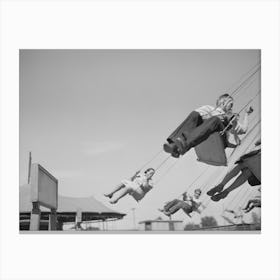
left=243, top=187, right=261, bottom=213
left=224, top=207, right=244, bottom=224
left=158, top=188, right=205, bottom=217
left=163, top=94, right=253, bottom=158
left=207, top=139, right=261, bottom=201
left=104, top=168, right=155, bottom=204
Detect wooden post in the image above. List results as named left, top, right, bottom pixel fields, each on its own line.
left=75, top=208, right=82, bottom=230
left=49, top=208, right=57, bottom=230
left=57, top=220, right=63, bottom=231
left=30, top=202, right=41, bottom=231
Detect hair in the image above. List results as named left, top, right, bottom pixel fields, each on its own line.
left=194, top=188, right=202, bottom=194
left=216, top=93, right=233, bottom=107
left=144, top=167, right=155, bottom=174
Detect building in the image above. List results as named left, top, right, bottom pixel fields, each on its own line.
left=139, top=217, right=183, bottom=231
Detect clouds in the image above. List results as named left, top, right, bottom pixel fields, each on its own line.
left=82, top=141, right=126, bottom=157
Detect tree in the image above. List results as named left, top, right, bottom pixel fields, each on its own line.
left=184, top=223, right=200, bottom=230
left=251, top=212, right=261, bottom=224
left=200, top=216, right=218, bottom=228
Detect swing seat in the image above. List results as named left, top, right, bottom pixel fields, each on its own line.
left=130, top=189, right=144, bottom=202
left=194, top=132, right=227, bottom=166
left=242, top=152, right=261, bottom=181
left=130, top=186, right=152, bottom=202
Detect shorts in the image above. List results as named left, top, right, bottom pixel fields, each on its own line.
left=121, top=179, right=139, bottom=192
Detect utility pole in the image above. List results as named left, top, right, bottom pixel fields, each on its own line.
left=131, top=208, right=136, bottom=230
left=28, top=151, right=32, bottom=183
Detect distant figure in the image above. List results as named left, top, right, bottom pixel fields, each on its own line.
left=104, top=168, right=155, bottom=204
left=243, top=187, right=261, bottom=213
left=159, top=189, right=205, bottom=217
left=224, top=207, right=244, bottom=224
left=208, top=140, right=261, bottom=201
left=163, top=94, right=253, bottom=158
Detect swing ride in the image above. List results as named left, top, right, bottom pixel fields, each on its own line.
left=105, top=61, right=261, bottom=229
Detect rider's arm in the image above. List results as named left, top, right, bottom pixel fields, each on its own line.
left=233, top=106, right=253, bottom=135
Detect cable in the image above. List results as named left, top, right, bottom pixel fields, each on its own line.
left=154, top=160, right=179, bottom=185
left=220, top=90, right=261, bottom=135
left=179, top=166, right=211, bottom=197
left=225, top=61, right=261, bottom=96
left=235, top=187, right=255, bottom=211
left=230, top=65, right=261, bottom=97
left=136, top=149, right=163, bottom=172
left=154, top=155, right=171, bottom=171
left=232, top=72, right=259, bottom=102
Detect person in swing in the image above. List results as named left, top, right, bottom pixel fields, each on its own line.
left=104, top=168, right=155, bottom=204
left=163, top=94, right=253, bottom=158
left=243, top=187, right=261, bottom=213
left=158, top=188, right=206, bottom=217
left=207, top=139, right=261, bottom=201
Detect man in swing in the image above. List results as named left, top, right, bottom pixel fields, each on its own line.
left=158, top=189, right=206, bottom=217
left=163, top=94, right=253, bottom=158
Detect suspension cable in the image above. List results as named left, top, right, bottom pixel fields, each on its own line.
left=154, top=155, right=171, bottom=171
left=154, top=160, right=179, bottom=185
left=230, top=65, right=261, bottom=97
left=225, top=61, right=261, bottom=97
left=136, top=149, right=164, bottom=172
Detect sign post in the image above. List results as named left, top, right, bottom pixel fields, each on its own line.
left=29, top=163, right=58, bottom=231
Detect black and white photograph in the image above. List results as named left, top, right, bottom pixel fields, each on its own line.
left=1, top=1, right=280, bottom=280
left=19, top=49, right=261, bottom=232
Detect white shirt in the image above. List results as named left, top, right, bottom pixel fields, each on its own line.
left=183, top=195, right=201, bottom=210
left=133, top=173, right=154, bottom=191
left=196, top=105, right=250, bottom=146
left=195, top=105, right=226, bottom=120
left=190, top=196, right=202, bottom=210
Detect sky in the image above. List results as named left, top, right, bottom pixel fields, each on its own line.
left=19, top=50, right=261, bottom=229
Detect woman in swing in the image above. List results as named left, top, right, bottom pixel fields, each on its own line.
left=159, top=188, right=205, bottom=217
left=104, top=168, right=155, bottom=204
left=163, top=94, right=253, bottom=158
left=207, top=139, right=261, bottom=201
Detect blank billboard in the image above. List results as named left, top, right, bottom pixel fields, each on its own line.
left=30, top=163, right=58, bottom=209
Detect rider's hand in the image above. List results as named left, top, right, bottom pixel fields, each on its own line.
left=245, top=106, right=253, bottom=114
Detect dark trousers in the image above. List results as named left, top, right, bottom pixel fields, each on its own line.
left=167, top=111, right=203, bottom=143
left=167, top=111, right=225, bottom=153
left=164, top=199, right=181, bottom=212
left=164, top=199, right=193, bottom=215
